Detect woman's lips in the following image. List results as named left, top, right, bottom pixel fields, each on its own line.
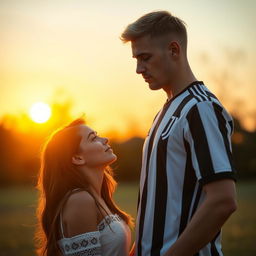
left=105, top=147, right=112, bottom=152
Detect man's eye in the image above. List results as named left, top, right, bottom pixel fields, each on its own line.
left=142, top=55, right=151, bottom=61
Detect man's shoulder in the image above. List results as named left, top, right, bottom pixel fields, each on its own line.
left=171, top=82, right=221, bottom=118
left=179, top=83, right=230, bottom=117
left=184, top=98, right=233, bottom=127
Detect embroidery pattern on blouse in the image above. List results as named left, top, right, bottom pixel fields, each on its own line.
left=59, top=215, right=123, bottom=255
left=98, top=214, right=122, bottom=232
left=64, top=247, right=101, bottom=256
left=59, top=231, right=101, bottom=256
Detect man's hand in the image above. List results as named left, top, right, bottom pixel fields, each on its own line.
left=164, top=179, right=237, bottom=256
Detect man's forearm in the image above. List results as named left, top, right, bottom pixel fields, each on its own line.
left=164, top=195, right=236, bottom=256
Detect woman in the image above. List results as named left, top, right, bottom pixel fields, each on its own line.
left=35, top=118, right=134, bottom=256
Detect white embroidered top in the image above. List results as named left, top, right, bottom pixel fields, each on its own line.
left=58, top=214, right=131, bottom=256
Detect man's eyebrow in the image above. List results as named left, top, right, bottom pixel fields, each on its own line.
left=133, top=52, right=150, bottom=58
left=87, top=131, right=96, bottom=139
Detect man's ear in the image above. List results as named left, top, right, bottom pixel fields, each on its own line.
left=168, top=41, right=180, bottom=57
left=72, top=155, right=86, bottom=165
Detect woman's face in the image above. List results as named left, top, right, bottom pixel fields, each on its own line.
left=74, top=125, right=117, bottom=168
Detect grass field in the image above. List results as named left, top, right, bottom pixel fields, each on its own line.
left=0, top=181, right=255, bottom=256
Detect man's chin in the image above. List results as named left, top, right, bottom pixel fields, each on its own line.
left=148, top=82, right=161, bottom=90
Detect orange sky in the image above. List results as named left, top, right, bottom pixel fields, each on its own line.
left=1, top=0, right=255, bottom=139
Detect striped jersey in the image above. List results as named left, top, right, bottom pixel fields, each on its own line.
left=135, top=81, right=236, bottom=256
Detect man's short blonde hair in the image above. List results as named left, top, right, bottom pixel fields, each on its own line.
left=121, top=11, right=187, bottom=49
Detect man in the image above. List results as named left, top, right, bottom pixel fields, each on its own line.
left=121, top=11, right=237, bottom=256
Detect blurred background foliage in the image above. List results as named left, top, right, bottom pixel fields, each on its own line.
left=0, top=101, right=255, bottom=186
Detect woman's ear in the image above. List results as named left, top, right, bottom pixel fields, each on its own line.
left=72, top=155, right=86, bottom=165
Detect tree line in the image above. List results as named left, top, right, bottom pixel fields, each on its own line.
left=0, top=115, right=255, bottom=186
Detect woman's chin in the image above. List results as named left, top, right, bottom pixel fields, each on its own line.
left=109, top=154, right=117, bottom=164
left=99, top=154, right=117, bottom=167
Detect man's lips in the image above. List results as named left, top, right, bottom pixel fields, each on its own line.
left=143, top=75, right=152, bottom=82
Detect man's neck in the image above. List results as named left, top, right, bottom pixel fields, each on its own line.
left=164, top=68, right=197, bottom=101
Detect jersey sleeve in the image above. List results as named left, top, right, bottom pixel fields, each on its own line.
left=183, top=101, right=236, bottom=185
left=58, top=231, right=101, bottom=256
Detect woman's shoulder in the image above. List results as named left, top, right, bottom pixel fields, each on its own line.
left=66, top=190, right=96, bottom=207
left=64, top=189, right=97, bottom=216
left=62, top=190, right=99, bottom=237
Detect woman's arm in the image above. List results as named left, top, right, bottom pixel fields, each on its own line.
left=62, top=190, right=99, bottom=237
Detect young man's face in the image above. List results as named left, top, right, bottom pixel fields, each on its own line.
left=131, top=35, right=174, bottom=90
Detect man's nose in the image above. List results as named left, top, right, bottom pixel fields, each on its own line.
left=136, top=62, right=146, bottom=74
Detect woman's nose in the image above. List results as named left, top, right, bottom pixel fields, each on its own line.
left=102, top=137, right=108, bottom=144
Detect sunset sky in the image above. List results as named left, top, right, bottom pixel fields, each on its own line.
left=1, top=0, right=255, bottom=139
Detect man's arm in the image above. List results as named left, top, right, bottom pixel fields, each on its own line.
left=164, top=179, right=237, bottom=256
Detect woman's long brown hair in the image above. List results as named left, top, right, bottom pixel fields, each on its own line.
left=35, top=118, right=133, bottom=256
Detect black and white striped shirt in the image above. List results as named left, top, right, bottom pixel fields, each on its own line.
left=135, top=81, right=236, bottom=256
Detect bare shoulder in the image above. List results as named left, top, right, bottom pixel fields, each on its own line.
left=66, top=190, right=97, bottom=208
left=62, top=190, right=99, bottom=237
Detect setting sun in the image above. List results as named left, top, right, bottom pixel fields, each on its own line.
left=29, top=102, right=51, bottom=123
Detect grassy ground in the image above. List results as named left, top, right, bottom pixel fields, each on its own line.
left=0, top=181, right=255, bottom=255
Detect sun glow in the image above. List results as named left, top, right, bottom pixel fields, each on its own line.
left=29, top=102, right=51, bottom=123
